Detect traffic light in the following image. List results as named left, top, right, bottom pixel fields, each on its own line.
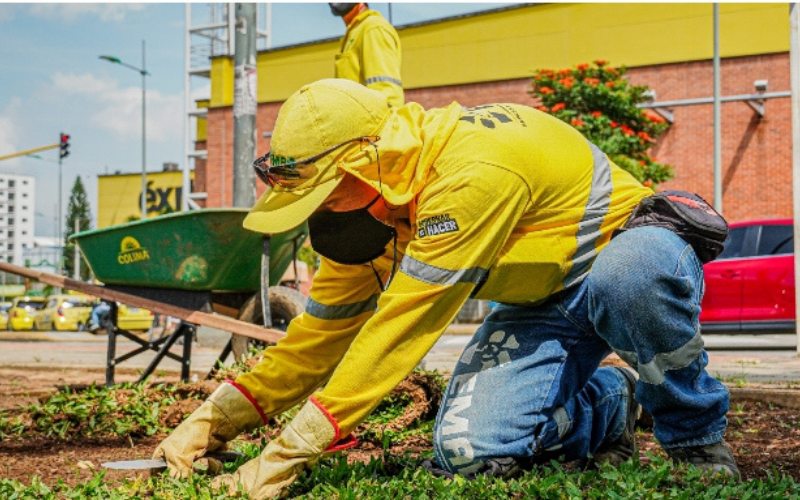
left=59, top=133, right=70, bottom=159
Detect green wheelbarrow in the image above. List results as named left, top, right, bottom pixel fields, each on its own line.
left=71, top=209, right=309, bottom=381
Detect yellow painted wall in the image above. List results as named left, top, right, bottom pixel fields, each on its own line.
left=208, top=3, right=789, bottom=107
left=196, top=99, right=209, bottom=142
left=97, top=171, right=194, bottom=228
left=210, top=57, right=235, bottom=107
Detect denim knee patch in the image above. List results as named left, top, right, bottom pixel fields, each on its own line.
left=613, top=330, right=704, bottom=385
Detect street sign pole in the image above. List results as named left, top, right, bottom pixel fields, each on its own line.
left=790, top=4, right=800, bottom=355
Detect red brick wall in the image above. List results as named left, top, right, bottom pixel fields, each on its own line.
left=203, top=108, right=230, bottom=208
left=193, top=140, right=207, bottom=208
left=255, top=103, right=283, bottom=200
left=627, top=53, right=792, bottom=223
left=199, top=52, right=792, bottom=222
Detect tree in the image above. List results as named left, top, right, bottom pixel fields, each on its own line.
left=530, top=60, right=673, bottom=187
left=63, top=176, right=93, bottom=280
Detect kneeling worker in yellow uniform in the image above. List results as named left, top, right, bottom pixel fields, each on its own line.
left=154, top=79, right=739, bottom=498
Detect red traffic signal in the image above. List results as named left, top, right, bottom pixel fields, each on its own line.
left=59, top=133, right=70, bottom=159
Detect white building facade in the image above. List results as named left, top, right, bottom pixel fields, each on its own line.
left=0, top=174, right=35, bottom=265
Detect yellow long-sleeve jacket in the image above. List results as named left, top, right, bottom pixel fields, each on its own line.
left=335, top=10, right=404, bottom=107
left=237, top=102, right=652, bottom=441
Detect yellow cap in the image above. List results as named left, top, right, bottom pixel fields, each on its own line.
left=244, top=79, right=391, bottom=234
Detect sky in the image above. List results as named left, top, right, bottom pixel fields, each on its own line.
left=0, top=1, right=515, bottom=238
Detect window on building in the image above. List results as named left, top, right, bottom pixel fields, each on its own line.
left=22, top=193, right=27, bottom=198
left=8, top=231, right=14, bottom=238
left=22, top=180, right=27, bottom=185
left=9, top=218, right=14, bottom=225
left=21, top=231, right=26, bottom=235
left=8, top=180, right=15, bottom=187
left=8, top=206, right=14, bottom=213
left=8, top=193, right=14, bottom=200
left=21, top=206, right=26, bottom=210
left=21, top=219, right=26, bottom=223
left=8, top=244, right=14, bottom=250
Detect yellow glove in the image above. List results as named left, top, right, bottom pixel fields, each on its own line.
left=212, top=398, right=352, bottom=500
left=153, top=382, right=265, bottom=478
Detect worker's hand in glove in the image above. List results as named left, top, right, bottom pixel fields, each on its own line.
left=212, top=397, right=357, bottom=500
left=152, top=381, right=265, bottom=478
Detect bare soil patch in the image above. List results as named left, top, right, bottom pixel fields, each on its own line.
left=1, top=366, right=799, bottom=487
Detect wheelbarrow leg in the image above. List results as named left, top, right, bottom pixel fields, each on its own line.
left=261, top=236, right=273, bottom=328
left=138, top=321, right=194, bottom=383
left=206, top=339, right=233, bottom=380
left=105, top=301, right=119, bottom=387
left=180, top=322, right=193, bottom=382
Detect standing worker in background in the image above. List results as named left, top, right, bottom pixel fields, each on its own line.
left=330, top=3, right=404, bottom=107
left=153, top=79, right=738, bottom=499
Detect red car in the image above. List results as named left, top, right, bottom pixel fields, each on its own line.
left=701, top=218, right=795, bottom=333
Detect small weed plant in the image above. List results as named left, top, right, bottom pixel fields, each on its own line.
left=0, top=381, right=189, bottom=439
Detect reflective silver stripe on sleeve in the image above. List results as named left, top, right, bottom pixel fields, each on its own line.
left=400, top=255, right=488, bottom=286
left=305, top=294, right=379, bottom=320
left=562, top=141, right=613, bottom=289
left=365, top=75, right=402, bottom=86
left=614, top=330, right=705, bottom=386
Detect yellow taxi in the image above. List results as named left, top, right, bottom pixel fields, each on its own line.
left=33, top=294, right=95, bottom=332
left=117, top=303, right=155, bottom=331
left=87, top=301, right=155, bottom=333
left=0, top=301, right=12, bottom=330
left=8, top=296, right=47, bottom=331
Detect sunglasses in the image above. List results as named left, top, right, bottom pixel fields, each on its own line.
left=252, top=136, right=380, bottom=187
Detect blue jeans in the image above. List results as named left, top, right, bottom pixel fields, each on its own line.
left=91, top=302, right=111, bottom=327
left=433, top=226, right=729, bottom=475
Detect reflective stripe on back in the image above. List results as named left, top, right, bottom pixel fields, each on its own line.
left=562, top=141, right=613, bottom=289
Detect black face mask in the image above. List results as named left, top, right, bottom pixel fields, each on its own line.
left=308, top=195, right=397, bottom=266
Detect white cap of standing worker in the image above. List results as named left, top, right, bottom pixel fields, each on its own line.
left=244, top=79, right=392, bottom=234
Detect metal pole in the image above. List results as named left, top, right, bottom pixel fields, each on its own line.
left=141, top=40, right=148, bottom=219
left=789, top=3, right=800, bottom=355
left=0, top=143, right=59, bottom=162
left=232, top=3, right=257, bottom=208
left=713, top=4, right=723, bottom=213
left=74, top=218, right=80, bottom=279
left=58, top=154, right=62, bottom=276
left=182, top=4, right=191, bottom=211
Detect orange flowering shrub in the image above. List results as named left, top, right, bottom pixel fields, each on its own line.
left=530, top=60, right=673, bottom=187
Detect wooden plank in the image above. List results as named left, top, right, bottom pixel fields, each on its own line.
left=0, top=262, right=287, bottom=344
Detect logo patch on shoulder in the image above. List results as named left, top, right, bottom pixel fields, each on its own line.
left=417, top=214, right=460, bottom=238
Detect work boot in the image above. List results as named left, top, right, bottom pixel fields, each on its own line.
left=666, top=440, right=740, bottom=478
left=584, top=366, right=641, bottom=468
